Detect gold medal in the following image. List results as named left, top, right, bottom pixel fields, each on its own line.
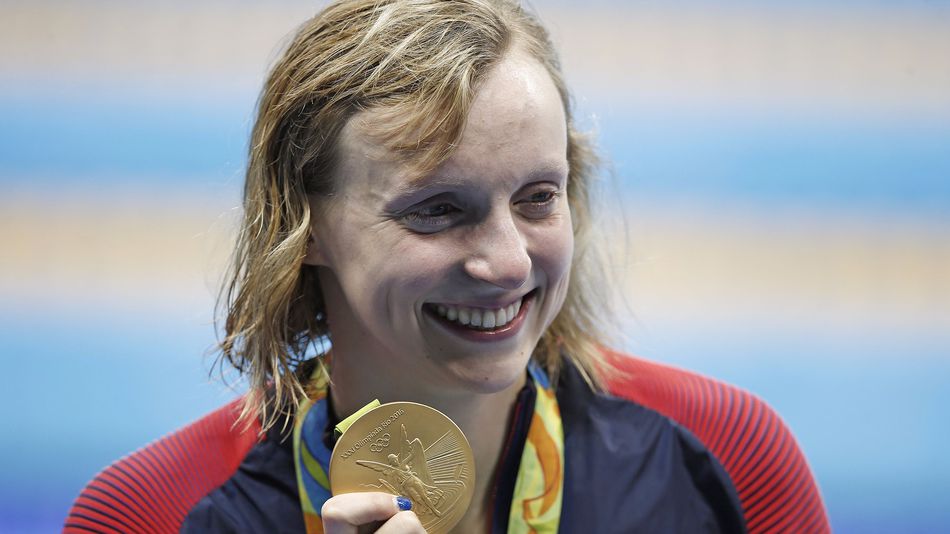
left=329, top=402, right=476, bottom=533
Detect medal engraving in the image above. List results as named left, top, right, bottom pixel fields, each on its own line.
left=330, top=402, right=475, bottom=533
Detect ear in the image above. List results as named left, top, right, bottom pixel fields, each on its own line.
left=302, top=198, right=329, bottom=266
left=302, top=232, right=326, bottom=266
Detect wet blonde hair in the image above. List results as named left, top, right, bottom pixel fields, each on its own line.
left=219, top=0, right=615, bottom=433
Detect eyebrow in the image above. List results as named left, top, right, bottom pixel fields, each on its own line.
left=390, top=161, right=570, bottom=199
left=390, top=175, right=464, bottom=198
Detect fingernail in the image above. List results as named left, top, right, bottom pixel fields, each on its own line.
left=396, top=496, right=412, bottom=511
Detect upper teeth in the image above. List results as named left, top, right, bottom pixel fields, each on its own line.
left=435, top=299, right=522, bottom=329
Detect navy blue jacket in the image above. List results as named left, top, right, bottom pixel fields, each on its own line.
left=66, top=354, right=829, bottom=533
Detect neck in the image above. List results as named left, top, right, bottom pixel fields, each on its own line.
left=447, top=388, right=523, bottom=533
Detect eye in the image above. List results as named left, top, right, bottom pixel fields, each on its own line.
left=401, top=202, right=460, bottom=231
left=527, top=191, right=557, bottom=204
left=516, top=188, right=562, bottom=218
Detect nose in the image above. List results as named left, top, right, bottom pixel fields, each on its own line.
left=463, top=211, right=531, bottom=290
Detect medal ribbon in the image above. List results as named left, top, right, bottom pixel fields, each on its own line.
left=506, top=363, right=564, bottom=534
left=293, top=362, right=564, bottom=534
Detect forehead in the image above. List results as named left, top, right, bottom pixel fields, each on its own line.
left=334, top=49, right=568, bottom=194
left=458, top=49, right=566, bottom=149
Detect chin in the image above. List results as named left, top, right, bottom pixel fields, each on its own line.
left=439, top=351, right=532, bottom=395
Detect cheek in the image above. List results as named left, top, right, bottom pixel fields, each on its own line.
left=529, top=215, right=575, bottom=293
left=387, top=235, right=464, bottom=289
left=545, top=223, right=575, bottom=332
left=355, top=236, right=461, bottom=317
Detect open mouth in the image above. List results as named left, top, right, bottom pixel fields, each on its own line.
left=425, top=289, right=537, bottom=336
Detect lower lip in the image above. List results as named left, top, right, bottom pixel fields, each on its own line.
left=426, top=291, right=535, bottom=343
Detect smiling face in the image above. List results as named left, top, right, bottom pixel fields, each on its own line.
left=306, top=48, right=572, bottom=397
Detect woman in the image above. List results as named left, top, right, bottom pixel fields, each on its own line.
left=66, top=1, right=830, bottom=533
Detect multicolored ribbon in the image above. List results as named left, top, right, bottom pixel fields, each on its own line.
left=507, top=364, right=564, bottom=534
left=293, top=361, right=564, bottom=533
left=292, top=367, right=333, bottom=534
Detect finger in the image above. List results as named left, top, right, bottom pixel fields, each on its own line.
left=375, top=511, right=426, bottom=534
left=322, top=493, right=405, bottom=534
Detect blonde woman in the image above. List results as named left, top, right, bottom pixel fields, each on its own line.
left=66, top=1, right=830, bottom=533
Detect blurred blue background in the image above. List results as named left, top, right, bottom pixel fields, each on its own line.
left=1, top=1, right=948, bottom=532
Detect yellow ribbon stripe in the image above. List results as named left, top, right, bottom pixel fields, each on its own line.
left=508, top=385, right=564, bottom=534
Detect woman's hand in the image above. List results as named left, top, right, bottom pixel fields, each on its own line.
left=321, top=492, right=425, bottom=533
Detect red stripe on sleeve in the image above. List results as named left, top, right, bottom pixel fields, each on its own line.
left=75, top=486, right=150, bottom=531
left=64, top=397, right=261, bottom=533
left=604, top=351, right=831, bottom=534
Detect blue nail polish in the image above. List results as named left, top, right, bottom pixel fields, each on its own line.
left=396, top=496, right=412, bottom=511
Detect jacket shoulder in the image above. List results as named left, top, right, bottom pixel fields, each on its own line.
left=64, top=398, right=261, bottom=534
left=603, top=350, right=831, bottom=534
